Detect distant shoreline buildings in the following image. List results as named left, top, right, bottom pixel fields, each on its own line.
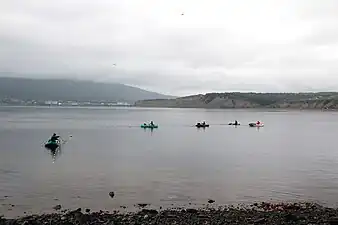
left=0, top=98, right=132, bottom=107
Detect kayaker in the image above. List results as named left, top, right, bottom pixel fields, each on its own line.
left=150, top=121, right=154, bottom=126
left=50, top=133, right=60, bottom=142
left=234, top=120, right=238, bottom=125
left=256, top=121, right=261, bottom=125
left=202, top=121, right=206, bottom=126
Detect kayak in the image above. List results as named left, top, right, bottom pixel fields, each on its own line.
left=228, top=123, right=240, bottom=126
left=196, top=124, right=209, bottom=128
left=44, top=139, right=60, bottom=150
left=249, top=123, right=264, bottom=127
left=141, top=124, right=158, bottom=129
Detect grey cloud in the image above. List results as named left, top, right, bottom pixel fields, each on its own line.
left=1, top=0, right=338, bottom=95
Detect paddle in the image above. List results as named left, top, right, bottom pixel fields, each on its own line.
left=60, top=135, right=73, bottom=145
left=42, top=135, right=72, bottom=147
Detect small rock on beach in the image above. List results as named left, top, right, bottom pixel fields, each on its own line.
left=137, top=203, right=149, bottom=208
left=53, top=205, right=62, bottom=210
left=208, top=199, right=215, bottom=204
left=109, top=192, right=115, bottom=198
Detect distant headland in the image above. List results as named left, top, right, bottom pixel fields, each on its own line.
left=135, top=92, right=338, bottom=110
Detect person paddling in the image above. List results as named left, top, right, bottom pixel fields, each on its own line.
left=50, top=133, right=60, bottom=142
left=234, top=120, right=238, bottom=125
left=256, top=121, right=261, bottom=125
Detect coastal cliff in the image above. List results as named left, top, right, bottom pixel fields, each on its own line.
left=135, top=92, right=338, bottom=109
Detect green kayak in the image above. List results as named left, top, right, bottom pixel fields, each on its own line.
left=45, top=140, right=60, bottom=150
left=141, top=124, right=158, bottom=129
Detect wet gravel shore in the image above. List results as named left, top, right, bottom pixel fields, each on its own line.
left=2, top=202, right=338, bottom=225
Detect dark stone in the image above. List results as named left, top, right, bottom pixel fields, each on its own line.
left=85, top=208, right=90, bottom=213
left=329, top=217, right=338, bottom=225
left=253, top=203, right=258, bottom=207
left=197, top=215, right=210, bottom=219
left=208, top=199, right=215, bottom=204
left=74, top=212, right=86, bottom=224
left=137, top=203, right=148, bottom=208
left=4, top=219, right=16, bottom=225
left=141, top=209, right=158, bottom=215
left=186, top=209, right=198, bottom=213
left=109, top=192, right=115, bottom=198
left=254, top=218, right=266, bottom=224
left=285, top=213, right=299, bottom=221
left=53, top=205, right=62, bottom=210
left=67, top=208, right=82, bottom=216
left=285, top=203, right=301, bottom=210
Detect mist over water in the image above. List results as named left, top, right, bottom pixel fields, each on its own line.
left=1, top=106, right=338, bottom=217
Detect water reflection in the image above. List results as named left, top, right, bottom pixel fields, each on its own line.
left=143, top=127, right=156, bottom=135
left=196, top=126, right=208, bottom=132
left=44, top=146, right=62, bottom=163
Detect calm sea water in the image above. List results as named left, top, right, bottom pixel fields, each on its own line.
left=1, top=106, right=338, bottom=217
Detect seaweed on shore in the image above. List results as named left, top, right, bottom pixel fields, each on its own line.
left=2, top=202, right=338, bottom=225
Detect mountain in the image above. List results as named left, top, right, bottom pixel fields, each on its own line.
left=0, top=77, right=173, bottom=103
left=135, top=92, right=338, bottom=110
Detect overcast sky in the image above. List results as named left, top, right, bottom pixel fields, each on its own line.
left=1, top=0, right=338, bottom=95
